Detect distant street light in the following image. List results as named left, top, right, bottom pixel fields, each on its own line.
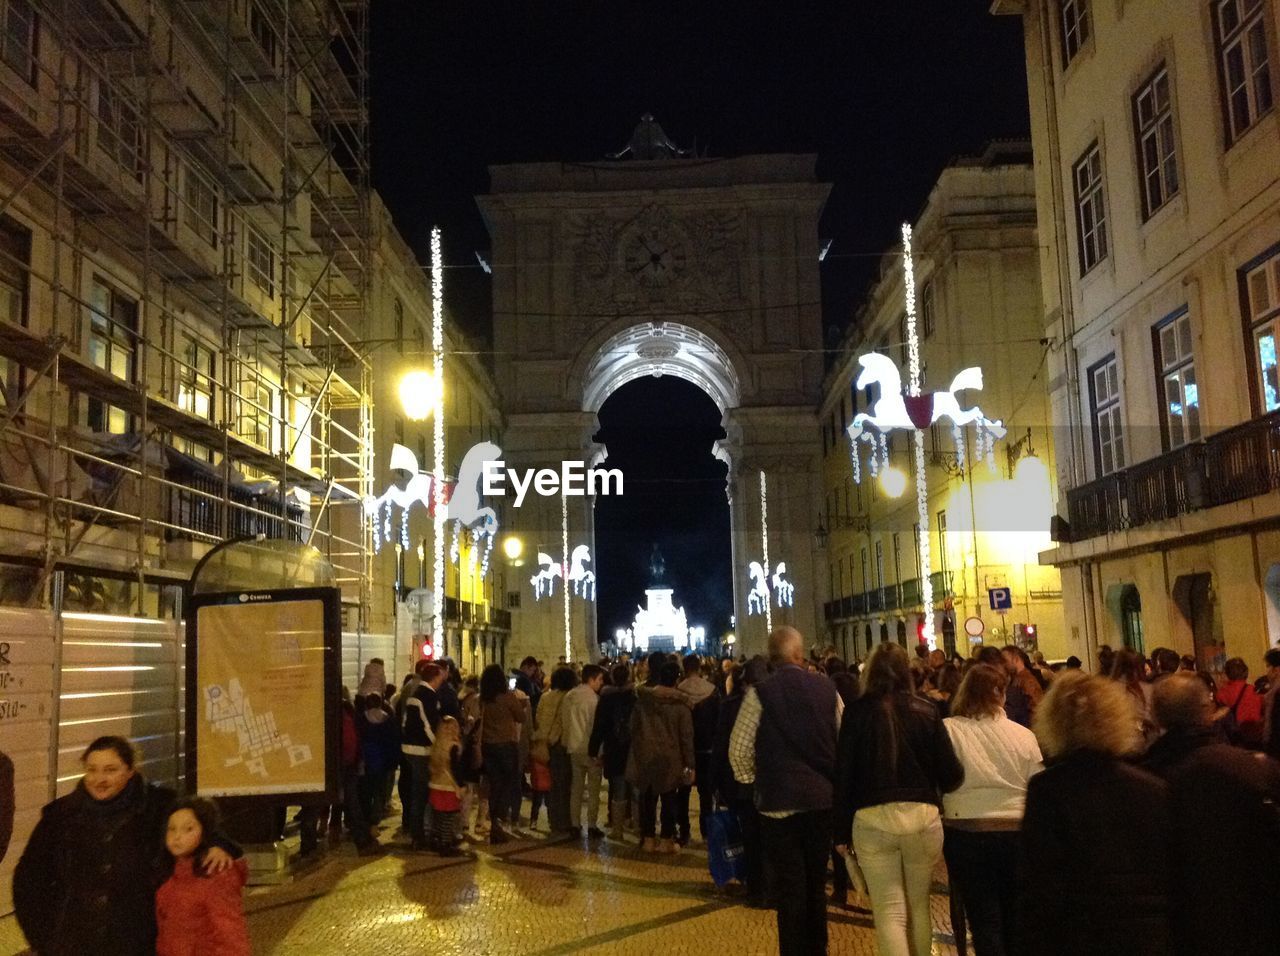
left=879, top=466, right=907, bottom=499
left=503, top=535, right=524, bottom=562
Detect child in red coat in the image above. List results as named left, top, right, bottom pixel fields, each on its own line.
left=156, top=796, right=251, bottom=956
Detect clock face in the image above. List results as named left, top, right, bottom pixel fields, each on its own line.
left=620, top=229, right=688, bottom=288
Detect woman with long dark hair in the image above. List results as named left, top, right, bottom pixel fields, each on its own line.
left=833, top=643, right=964, bottom=956
left=942, top=664, right=1043, bottom=955
left=479, top=663, right=526, bottom=844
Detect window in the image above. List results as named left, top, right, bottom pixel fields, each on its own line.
left=394, top=298, right=404, bottom=353
left=1090, top=355, right=1126, bottom=476
left=1133, top=65, right=1179, bottom=218
left=921, top=282, right=935, bottom=339
left=237, top=364, right=278, bottom=450
left=87, top=276, right=138, bottom=433
left=1155, top=310, right=1200, bottom=449
left=936, top=510, right=948, bottom=588
left=860, top=546, right=869, bottom=595
left=1216, top=0, right=1273, bottom=142
left=1, top=0, right=36, bottom=85
left=0, top=215, right=29, bottom=407
left=248, top=0, right=279, bottom=67
left=1060, top=0, right=1091, bottom=65
left=177, top=333, right=214, bottom=421
left=97, top=82, right=142, bottom=178
left=912, top=523, right=922, bottom=580
left=874, top=540, right=884, bottom=591
left=1245, top=249, right=1280, bottom=412
left=892, top=532, right=902, bottom=589
left=245, top=225, right=274, bottom=297
left=1073, top=143, right=1108, bottom=275
left=183, top=164, right=219, bottom=247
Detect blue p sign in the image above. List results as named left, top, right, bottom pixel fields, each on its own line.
left=988, top=587, right=1013, bottom=611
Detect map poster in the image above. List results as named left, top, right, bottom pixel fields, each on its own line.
left=191, top=591, right=338, bottom=799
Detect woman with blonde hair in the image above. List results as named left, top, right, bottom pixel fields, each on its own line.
left=942, top=664, right=1043, bottom=955
left=834, top=642, right=964, bottom=956
left=1019, top=671, right=1169, bottom=955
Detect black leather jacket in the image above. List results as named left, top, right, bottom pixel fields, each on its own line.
left=833, top=691, right=963, bottom=842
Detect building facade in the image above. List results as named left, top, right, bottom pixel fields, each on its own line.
left=820, top=145, right=1067, bottom=661
left=995, top=0, right=1280, bottom=667
left=479, top=138, right=830, bottom=663
left=0, top=0, right=508, bottom=914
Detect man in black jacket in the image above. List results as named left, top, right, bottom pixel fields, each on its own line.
left=1142, top=672, right=1280, bottom=956
left=402, top=660, right=446, bottom=850
left=730, top=628, right=841, bottom=956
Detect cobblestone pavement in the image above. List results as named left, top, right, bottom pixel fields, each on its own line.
left=1, top=824, right=962, bottom=955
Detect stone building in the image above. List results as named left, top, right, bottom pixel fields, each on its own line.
left=479, top=123, right=830, bottom=662
left=994, top=0, right=1280, bottom=665
left=819, top=143, right=1066, bottom=660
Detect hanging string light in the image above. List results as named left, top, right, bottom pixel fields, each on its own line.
left=760, top=470, right=772, bottom=634
left=902, top=223, right=936, bottom=650
left=431, top=226, right=446, bottom=645
left=562, top=490, right=572, bottom=662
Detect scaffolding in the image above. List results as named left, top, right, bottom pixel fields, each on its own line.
left=0, top=0, right=373, bottom=621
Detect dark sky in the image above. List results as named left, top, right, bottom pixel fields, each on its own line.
left=592, top=378, right=732, bottom=640
left=367, top=2, right=1030, bottom=644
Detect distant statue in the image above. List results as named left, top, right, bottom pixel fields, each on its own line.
left=649, top=544, right=667, bottom=586
left=608, top=114, right=690, bottom=160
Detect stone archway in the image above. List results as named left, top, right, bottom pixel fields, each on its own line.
left=480, top=145, right=830, bottom=661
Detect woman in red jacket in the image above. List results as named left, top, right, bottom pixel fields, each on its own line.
left=156, top=797, right=252, bottom=956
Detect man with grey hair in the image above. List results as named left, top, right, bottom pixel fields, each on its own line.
left=1141, top=672, right=1280, bottom=955
left=730, top=627, right=842, bottom=956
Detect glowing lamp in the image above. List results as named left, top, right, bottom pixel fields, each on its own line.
left=503, top=536, right=524, bottom=561
left=879, top=466, right=907, bottom=499
left=421, top=641, right=435, bottom=659
left=399, top=370, right=439, bottom=422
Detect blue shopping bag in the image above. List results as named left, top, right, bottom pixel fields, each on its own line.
left=706, top=808, right=747, bottom=887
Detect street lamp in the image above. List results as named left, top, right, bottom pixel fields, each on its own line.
left=399, top=370, right=440, bottom=422
left=502, top=535, right=524, bottom=564
left=879, top=466, right=908, bottom=499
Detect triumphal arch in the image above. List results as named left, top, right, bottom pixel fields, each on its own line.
left=478, top=117, right=830, bottom=661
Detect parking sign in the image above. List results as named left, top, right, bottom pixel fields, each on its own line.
left=988, top=587, right=1013, bottom=611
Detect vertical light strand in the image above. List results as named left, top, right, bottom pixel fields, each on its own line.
left=430, top=227, right=446, bottom=646
left=760, top=469, right=772, bottom=634
left=902, top=223, right=936, bottom=650
left=561, top=490, right=571, bottom=662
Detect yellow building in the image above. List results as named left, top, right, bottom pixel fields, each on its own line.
left=362, top=198, right=511, bottom=680
left=820, top=145, right=1067, bottom=660
left=995, top=0, right=1280, bottom=668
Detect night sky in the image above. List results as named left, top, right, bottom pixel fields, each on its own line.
left=368, top=2, right=1030, bottom=643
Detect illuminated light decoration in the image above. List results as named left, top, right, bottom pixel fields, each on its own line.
left=770, top=563, right=795, bottom=608
left=431, top=227, right=446, bottom=643
left=562, top=492, right=571, bottom=662
left=363, top=443, right=448, bottom=553
left=530, top=552, right=562, bottom=598
left=840, top=224, right=1008, bottom=649
left=445, top=441, right=501, bottom=577
left=527, top=543, right=595, bottom=602
left=744, top=471, right=796, bottom=617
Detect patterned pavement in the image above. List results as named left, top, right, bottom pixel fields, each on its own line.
left=1, top=822, right=962, bottom=955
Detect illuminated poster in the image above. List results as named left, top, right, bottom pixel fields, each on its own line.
left=195, top=598, right=327, bottom=796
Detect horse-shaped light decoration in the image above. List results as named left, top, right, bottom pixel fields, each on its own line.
left=445, top=441, right=502, bottom=574
left=746, top=561, right=770, bottom=616
left=565, top=544, right=596, bottom=601
left=846, top=353, right=1006, bottom=440
left=771, top=562, right=795, bottom=608
left=530, top=551, right=561, bottom=599
left=362, top=443, right=443, bottom=551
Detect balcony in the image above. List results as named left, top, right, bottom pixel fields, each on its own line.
left=1066, top=409, right=1280, bottom=540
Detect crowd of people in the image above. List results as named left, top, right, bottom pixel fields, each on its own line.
left=11, top=635, right=1280, bottom=955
